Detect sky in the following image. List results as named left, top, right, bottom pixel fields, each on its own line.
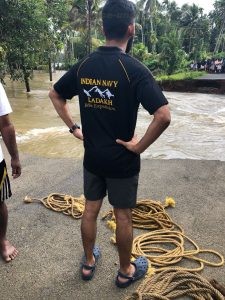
left=174, top=0, right=214, bottom=13
left=131, top=0, right=215, bottom=13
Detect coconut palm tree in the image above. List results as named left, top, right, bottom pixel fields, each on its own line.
left=69, top=0, right=103, bottom=54
left=136, top=0, right=158, bottom=52
left=212, top=0, right=225, bottom=53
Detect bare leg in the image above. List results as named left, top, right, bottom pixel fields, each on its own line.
left=0, top=202, right=18, bottom=262
left=81, top=199, right=103, bottom=276
left=114, top=208, right=135, bottom=283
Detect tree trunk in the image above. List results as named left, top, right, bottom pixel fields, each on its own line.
left=22, top=65, right=30, bottom=92
left=87, top=0, right=92, bottom=54
left=24, top=75, right=30, bottom=92
left=214, top=18, right=225, bottom=54
left=48, top=56, right=53, bottom=82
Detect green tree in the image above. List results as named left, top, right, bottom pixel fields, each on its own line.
left=44, top=0, right=71, bottom=79
left=0, top=0, right=49, bottom=91
left=136, top=0, right=159, bottom=52
left=68, top=0, right=103, bottom=58
left=160, top=29, right=187, bottom=74
left=210, top=0, right=225, bottom=54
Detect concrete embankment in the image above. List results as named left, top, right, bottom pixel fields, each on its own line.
left=158, top=75, right=225, bottom=94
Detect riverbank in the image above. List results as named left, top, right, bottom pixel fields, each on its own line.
left=157, top=74, right=225, bottom=94
left=0, top=152, right=225, bottom=300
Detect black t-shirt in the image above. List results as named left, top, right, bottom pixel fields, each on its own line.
left=54, top=46, right=168, bottom=178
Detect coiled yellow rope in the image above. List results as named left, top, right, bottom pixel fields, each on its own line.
left=125, top=268, right=225, bottom=300
left=102, top=198, right=224, bottom=273
left=24, top=194, right=224, bottom=286
left=102, top=198, right=180, bottom=231
left=132, top=229, right=224, bottom=272
left=24, top=193, right=85, bottom=219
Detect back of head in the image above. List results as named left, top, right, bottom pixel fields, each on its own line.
left=102, top=0, right=136, bottom=40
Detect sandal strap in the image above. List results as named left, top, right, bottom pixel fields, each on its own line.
left=82, top=264, right=95, bottom=271
left=117, top=271, right=134, bottom=280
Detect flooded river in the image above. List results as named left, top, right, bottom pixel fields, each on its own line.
left=4, top=71, right=225, bottom=161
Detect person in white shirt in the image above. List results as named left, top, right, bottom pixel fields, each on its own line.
left=0, top=82, right=21, bottom=262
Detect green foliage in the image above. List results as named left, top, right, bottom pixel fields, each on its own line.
left=160, top=30, right=188, bottom=75
left=132, top=43, right=150, bottom=62
left=142, top=53, right=161, bottom=72
left=213, top=51, right=225, bottom=59
left=0, top=0, right=71, bottom=87
left=92, top=38, right=104, bottom=51
left=0, top=0, right=48, bottom=85
left=157, top=71, right=207, bottom=81
left=70, top=36, right=103, bottom=62
left=0, top=0, right=225, bottom=86
left=0, top=47, right=7, bottom=81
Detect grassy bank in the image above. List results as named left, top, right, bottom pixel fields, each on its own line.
left=156, top=71, right=207, bottom=81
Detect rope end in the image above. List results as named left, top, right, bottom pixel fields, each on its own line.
left=165, top=197, right=176, bottom=208
left=110, top=234, right=116, bottom=244
left=107, top=220, right=116, bottom=231
left=24, top=196, right=33, bottom=203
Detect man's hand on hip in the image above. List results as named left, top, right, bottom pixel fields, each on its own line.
left=116, top=135, right=139, bottom=154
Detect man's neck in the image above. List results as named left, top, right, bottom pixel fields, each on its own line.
left=105, top=40, right=128, bottom=53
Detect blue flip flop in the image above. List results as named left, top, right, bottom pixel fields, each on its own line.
left=81, top=245, right=101, bottom=281
left=115, top=256, right=148, bottom=288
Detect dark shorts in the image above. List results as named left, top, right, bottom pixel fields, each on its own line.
left=0, top=159, right=12, bottom=202
left=83, top=168, right=139, bottom=208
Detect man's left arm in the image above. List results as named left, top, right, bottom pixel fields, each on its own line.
left=0, top=115, right=21, bottom=178
left=116, top=104, right=171, bottom=154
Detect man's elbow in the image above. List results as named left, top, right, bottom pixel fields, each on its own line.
left=48, top=88, right=55, bottom=100
left=48, top=88, right=61, bottom=106
left=155, top=105, right=171, bottom=128
left=162, top=111, right=171, bottom=128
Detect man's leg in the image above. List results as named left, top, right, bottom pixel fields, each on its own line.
left=81, top=199, right=103, bottom=276
left=107, top=175, right=139, bottom=283
left=0, top=201, right=18, bottom=262
left=113, top=208, right=135, bottom=283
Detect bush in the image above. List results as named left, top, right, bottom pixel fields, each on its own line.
left=132, top=43, right=150, bottom=62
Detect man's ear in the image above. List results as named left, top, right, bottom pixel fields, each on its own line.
left=127, top=23, right=135, bottom=37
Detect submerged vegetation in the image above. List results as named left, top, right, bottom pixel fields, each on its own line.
left=0, top=0, right=225, bottom=90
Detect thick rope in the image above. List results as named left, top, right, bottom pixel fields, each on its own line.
left=102, top=198, right=181, bottom=231
left=125, top=269, right=225, bottom=300
left=131, top=229, right=224, bottom=272
left=24, top=194, right=224, bottom=287
left=24, top=193, right=85, bottom=219
left=102, top=199, right=224, bottom=273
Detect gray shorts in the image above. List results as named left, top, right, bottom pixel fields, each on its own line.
left=83, top=168, right=139, bottom=208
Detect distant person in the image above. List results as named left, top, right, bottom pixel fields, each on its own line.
left=222, top=58, right=225, bottom=73
left=0, top=82, right=21, bottom=262
left=49, top=0, right=170, bottom=288
left=210, top=60, right=216, bottom=73
left=206, top=59, right=211, bottom=72
left=190, top=61, right=194, bottom=70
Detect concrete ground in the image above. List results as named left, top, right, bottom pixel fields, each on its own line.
left=0, top=152, right=225, bottom=300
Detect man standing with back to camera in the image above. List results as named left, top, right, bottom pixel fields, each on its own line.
left=49, top=0, right=170, bottom=288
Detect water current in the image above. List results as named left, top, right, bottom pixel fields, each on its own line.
left=4, top=71, right=225, bottom=161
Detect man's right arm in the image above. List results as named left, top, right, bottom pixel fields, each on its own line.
left=49, top=89, right=83, bottom=140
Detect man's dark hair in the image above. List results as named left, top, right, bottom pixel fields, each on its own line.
left=102, top=0, right=136, bottom=40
